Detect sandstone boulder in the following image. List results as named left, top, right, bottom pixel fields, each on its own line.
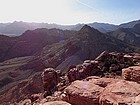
left=63, top=76, right=140, bottom=105
left=99, top=80, right=140, bottom=105
left=64, top=80, right=104, bottom=105
left=122, top=66, right=140, bottom=83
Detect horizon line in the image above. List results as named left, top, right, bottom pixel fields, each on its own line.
left=0, top=19, right=139, bottom=26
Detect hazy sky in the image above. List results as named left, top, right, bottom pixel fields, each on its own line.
left=0, top=0, right=140, bottom=25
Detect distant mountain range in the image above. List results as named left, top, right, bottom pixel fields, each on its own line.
left=0, top=19, right=140, bottom=35
left=108, top=23, right=140, bottom=47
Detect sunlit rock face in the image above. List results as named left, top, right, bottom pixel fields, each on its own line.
left=64, top=80, right=104, bottom=105
left=99, top=80, right=140, bottom=105
left=63, top=76, right=140, bottom=105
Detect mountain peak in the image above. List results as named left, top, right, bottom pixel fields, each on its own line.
left=81, top=24, right=92, bottom=30
left=79, top=24, right=102, bottom=35
left=80, top=25, right=96, bottom=32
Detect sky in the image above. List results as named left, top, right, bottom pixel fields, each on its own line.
left=0, top=0, right=140, bottom=25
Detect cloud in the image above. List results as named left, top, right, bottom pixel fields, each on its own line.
left=76, top=0, right=94, bottom=9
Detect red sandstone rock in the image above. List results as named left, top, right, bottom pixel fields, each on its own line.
left=63, top=76, right=140, bottom=105
left=122, top=66, right=140, bottom=83
left=99, top=80, right=140, bottom=105
left=64, top=80, right=104, bottom=105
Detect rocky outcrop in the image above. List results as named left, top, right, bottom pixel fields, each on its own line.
left=63, top=76, right=119, bottom=105
left=67, top=51, right=135, bottom=82
left=96, top=51, right=134, bottom=70
left=41, top=68, right=61, bottom=96
left=67, top=60, right=100, bottom=82
left=63, top=76, right=140, bottom=105
left=122, top=66, right=140, bottom=83
left=99, top=80, right=140, bottom=105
